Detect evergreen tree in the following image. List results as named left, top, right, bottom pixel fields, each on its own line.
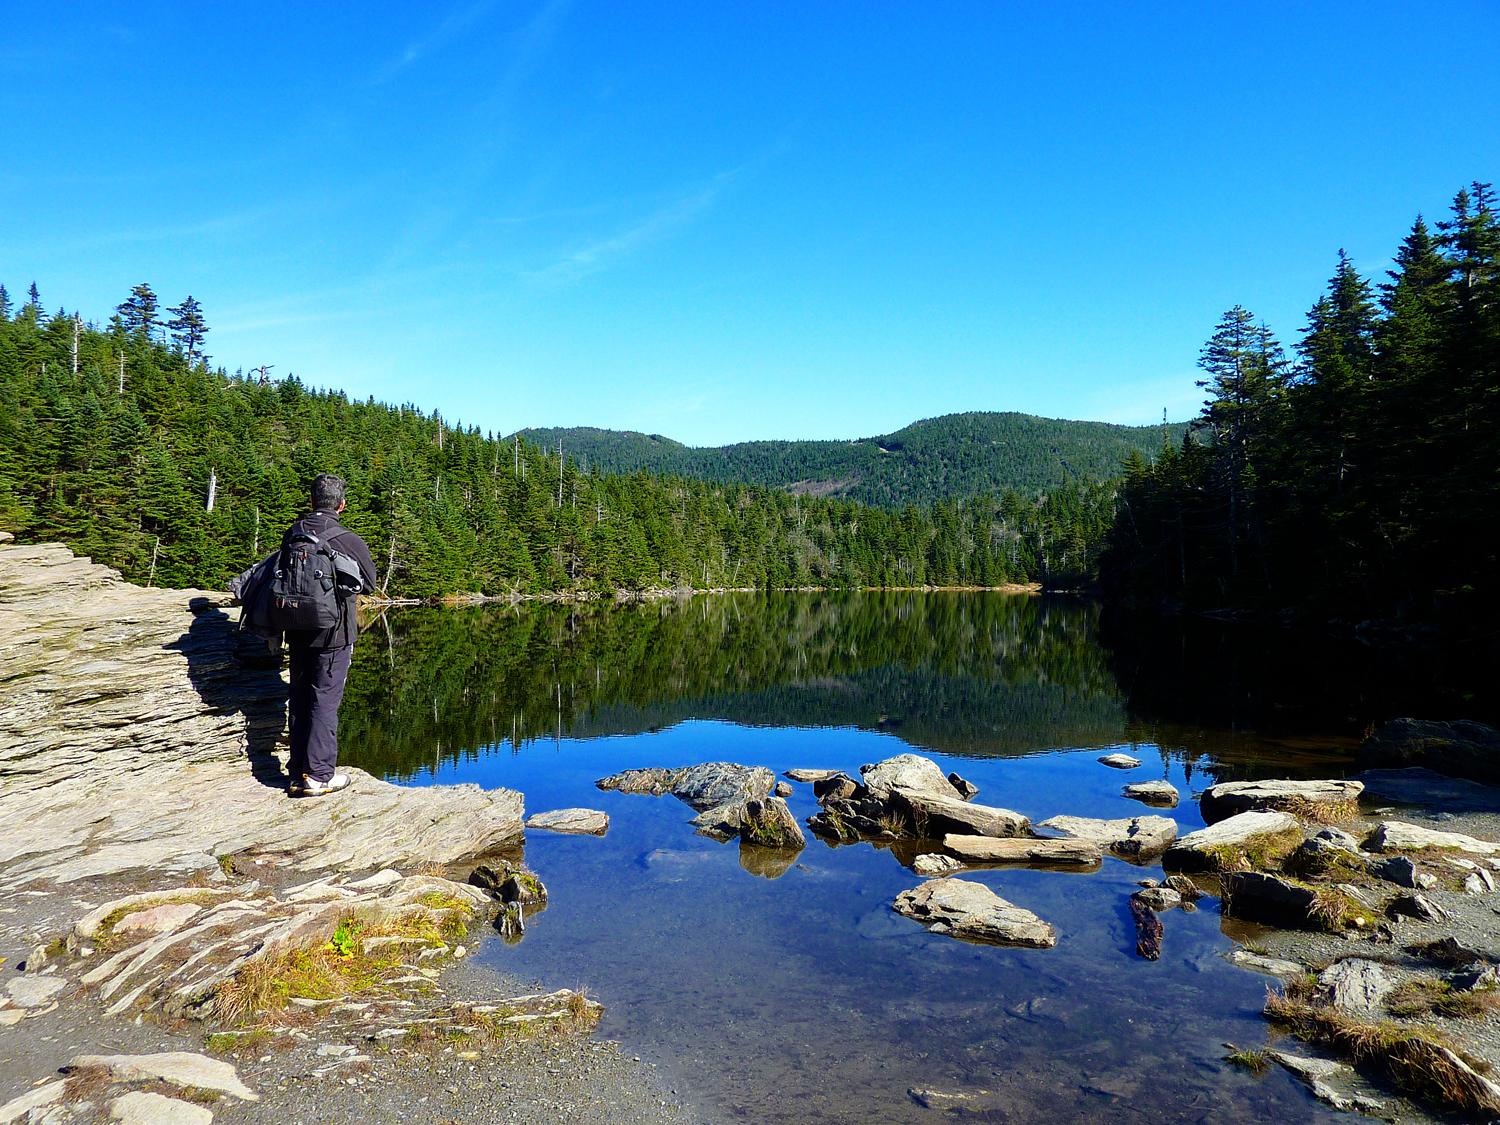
left=116, top=283, right=160, bottom=341
left=167, top=296, right=208, bottom=365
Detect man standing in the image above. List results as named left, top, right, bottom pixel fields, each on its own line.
left=283, top=473, right=377, bottom=797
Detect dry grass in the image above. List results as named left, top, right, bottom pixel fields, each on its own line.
left=1387, top=978, right=1500, bottom=1021
left=1265, top=993, right=1500, bottom=1116
left=1279, top=795, right=1361, bottom=824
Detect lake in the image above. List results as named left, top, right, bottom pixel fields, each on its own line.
left=339, top=592, right=1446, bottom=1123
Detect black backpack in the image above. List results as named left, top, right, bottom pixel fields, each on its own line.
left=266, top=529, right=345, bottom=631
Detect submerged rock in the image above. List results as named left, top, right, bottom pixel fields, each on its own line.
left=892, top=878, right=1056, bottom=948
left=1037, top=814, right=1176, bottom=859
left=1357, top=718, right=1500, bottom=786
left=1163, top=810, right=1299, bottom=872
left=1123, top=780, right=1179, bottom=807
left=1129, top=894, right=1163, bottom=960
left=1200, top=779, right=1363, bottom=824
left=1268, top=1051, right=1386, bottom=1116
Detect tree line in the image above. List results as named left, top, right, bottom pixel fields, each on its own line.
left=0, top=285, right=1113, bottom=596
left=1101, top=181, right=1499, bottom=635
left=520, top=410, right=1186, bottom=509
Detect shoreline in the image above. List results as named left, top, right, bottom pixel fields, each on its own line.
left=365, top=580, right=1044, bottom=609
left=0, top=536, right=692, bottom=1124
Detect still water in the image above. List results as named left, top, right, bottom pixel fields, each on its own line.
left=339, top=592, right=1437, bottom=1123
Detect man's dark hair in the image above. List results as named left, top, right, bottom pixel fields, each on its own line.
left=311, top=473, right=346, bottom=512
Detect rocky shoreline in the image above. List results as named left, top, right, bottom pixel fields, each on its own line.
left=0, top=537, right=689, bottom=1125
left=597, top=726, right=1500, bottom=1121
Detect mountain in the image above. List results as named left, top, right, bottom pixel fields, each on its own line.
left=514, top=411, right=1187, bottom=507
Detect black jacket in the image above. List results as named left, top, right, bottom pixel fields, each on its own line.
left=280, top=511, right=378, bottom=651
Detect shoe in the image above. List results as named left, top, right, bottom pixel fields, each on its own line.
left=287, top=776, right=306, bottom=796
left=295, top=773, right=351, bottom=798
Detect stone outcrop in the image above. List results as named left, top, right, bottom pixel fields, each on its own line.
left=911, top=853, right=964, bottom=877
left=596, top=762, right=774, bottom=839
left=860, top=754, right=962, bottom=801
left=1357, top=718, right=1500, bottom=786
left=889, top=787, right=1029, bottom=839
left=941, top=834, right=1100, bottom=866
left=1037, top=814, right=1176, bottom=859
left=892, top=879, right=1056, bottom=948
left=68, top=1052, right=258, bottom=1101
left=1162, top=810, right=1300, bottom=872
left=1199, top=779, right=1363, bottom=824
left=737, top=797, right=805, bottom=850
left=1315, top=959, right=1397, bottom=1017
left=0, top=541, right=524, bottom=888
left=1219, top=873, right=1322, bottom=929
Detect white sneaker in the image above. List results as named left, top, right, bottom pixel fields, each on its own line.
left=296, top=773, right=351, bottom=798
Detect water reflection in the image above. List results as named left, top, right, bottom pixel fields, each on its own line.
left=337, top=593, right=1417, bottom=1123
left=344, top=592, right=1130, bottom=778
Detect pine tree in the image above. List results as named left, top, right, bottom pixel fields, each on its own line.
left=0, top=284, right=10, bottom=320
left=167, top=296, right=208, bottom=365
left=116, top=283, right=160, bottom=341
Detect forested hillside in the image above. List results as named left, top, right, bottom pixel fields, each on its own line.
left=516, top=411, right=1185, bottom=508
left=1102, top=181, right=1499, bottom=633
left=0, top=285, right=1115, bottom=597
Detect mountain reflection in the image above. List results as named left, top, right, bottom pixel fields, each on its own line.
left=341, top=592, right=1128, bottom=780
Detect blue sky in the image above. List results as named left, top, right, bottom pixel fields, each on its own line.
left=3, top=3, right=1496, bottom=445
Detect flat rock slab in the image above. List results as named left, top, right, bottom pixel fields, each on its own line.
left=525, top=808, right=609, bottom=835
left=1123, top=780, right=1179, bottom=807
left=890, top=787, right=1029, bottom=839
left=861, top=754, right=964, bottom=801
left=1268, top=1052, right=1386, bottom=1116
left=1317, top=958, right=1397, bottom=1017
left=1098, top=753, right=1142, bottom=769
left=0, top=1080, right=67, bottom=1123
left=943, top=833, right=1100, bottom=866
left=116, top=901, right=204, bottom=935
left=1038, top=814, right=1177, bottom=859
left=6, top=975, right=67, bottom=1007
left=1200, top=778, right=1363, bottom=824
left=110, top=1091, right=214, bottom=1124
left=892, top=878, right=1056, bottom=948
left=1228, top=949, right=1305, bottom=978
left=1164, top=810, right=1299, bottom=871
left=0, top=543, right=524, bottom=887
left=1365, top=819, right=1500, bottom=855
left=70, top=1052, right=257, bottom=1101
left=596, top=762, right=773, bottom=812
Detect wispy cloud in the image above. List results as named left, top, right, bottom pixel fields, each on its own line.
left=27, top=205, right=287, bottom=256
left=375, top=0, right=506, bottom=83
left=525, top=171, right=738, bottom=286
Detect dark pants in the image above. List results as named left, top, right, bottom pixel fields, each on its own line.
left=287, top=643, right=353, bottom=784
